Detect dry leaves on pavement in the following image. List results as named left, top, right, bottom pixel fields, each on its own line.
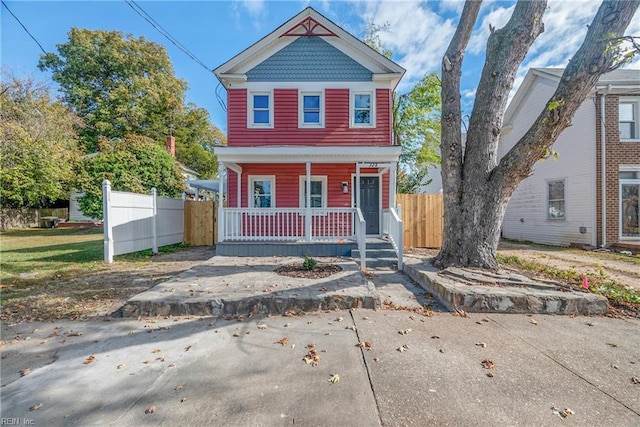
left=328, top=373, right=340, bottom=384
left=481, top=359, right=495, bottom=369
left=276, top=337, right=289, bottom=346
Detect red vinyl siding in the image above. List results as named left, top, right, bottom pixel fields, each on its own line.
left=228, top=88, right=392, bottom=146
left=227, top=164, right=389, bottom=209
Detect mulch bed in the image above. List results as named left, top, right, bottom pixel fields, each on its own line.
left=275, top=263, right=342, bottom=279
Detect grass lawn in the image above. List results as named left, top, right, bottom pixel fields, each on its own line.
left=1, top=227, right=105, bottom=282
left=0, top=227, right=199, bottom=322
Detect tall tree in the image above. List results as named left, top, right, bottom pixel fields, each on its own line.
left=0, top=73, right=80, bottom=208
left=436, top=0, right=639, bottom=269
left=39, top=28, right=220, bottom=177
left=75, top=135, right=185, bottom=219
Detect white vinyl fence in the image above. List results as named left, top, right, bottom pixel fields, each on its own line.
left=103, top=180, right=184, bottom=263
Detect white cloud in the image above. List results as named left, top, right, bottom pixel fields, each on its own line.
left=360, top=1, right=456, bottom=90
left=232, top=0, right=266, bottom=30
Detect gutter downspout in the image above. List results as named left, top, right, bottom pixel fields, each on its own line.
left=600, top=84, right=611, bottom=247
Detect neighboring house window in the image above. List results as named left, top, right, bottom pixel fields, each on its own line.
left=350, top=91, right=375, bottom=127
left=619, top=100, right=639, bottom=140
left=620, top=169, right=640, bottom=239
left=299, top=176, right=327, bottom=208
left=299, top=91, right=323, bottom=127
left=249, top=176, right=275, bottom=208
left=248, top=92, right=273, bottom=128
left=547, top=179, right=566, bottom=220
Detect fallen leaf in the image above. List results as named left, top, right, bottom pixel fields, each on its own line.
left=397, top=345, right=408, bottom=353
left=68, top=331, right=83, bottom=337
left=486, top=372, right=494, bottom=378
left=362, top=316, right=369, bottom=320
left=328, top=373, right=340, bottom=384
left=83, top=354, right=96, bottom=365
left=168, top=363, right=176, bottom=368
left=145, top=405, right=156, bottom=414
left=398, top=328, right=412, bottom=335
left=355, top=341, right=372, bottom=350
left=335, top=316, right=344, bottom=322
left=232, top=333, right=240, bottom=337
left=284, top=323, right=291, bottom=328
left=152, top=349, right=161, bottom=353
left=631, top=376, right=640, bottom=384
left=431, top=335, right=440, bottom=339
left=530, top=319, right=538, bottom=325
left=180, top=397, right=188, bottom=403
left=475, top=342, right=487, bottom=348
left=551, top=406, right=574, bottom=419
left=20, top=368, right=31, bottom=376
left=175, top=384, right=184, bottom=390
left=481, top=359, right=495, bottom=369
left=117, top=364, right=126, bottom=369
left=277, top=337, right=289, bottom=346
left=345, top=325, right=357, bottom=331
left=143, top=360, right=151, bottom=365
left=29, top=403, right=43, bottom=411
left=373, top=357, right=380, bottom=362
left=482, top=318, right=490, bottom=323
left=257, top=324, right=268, bottom=330
left=185, top=345, right=192, bottom=351
left=439, top=348, right=445, bottom=354
left=607, top=343, right=618, bottom=348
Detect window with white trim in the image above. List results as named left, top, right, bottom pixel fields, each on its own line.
left=299, top=91, right=323, bottom=127
left=248, top=92, right=273, bottom=128
left=350, top=91, right=375, bottom=127
left=249, top=176, right=275, bottom=208
left=547, top=179, right=566, bottom=220
left=620, top=169, right=639, bottom=239
left=619, top=99, right=639, bottom=140
left=299, top=176, right=327, bottom=208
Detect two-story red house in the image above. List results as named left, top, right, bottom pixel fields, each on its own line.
left=213, top=7, right=405, bottom=266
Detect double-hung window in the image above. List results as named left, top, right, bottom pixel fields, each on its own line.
left=249, top=176, right=275, bottom=208
left=619, top=99, right=639, bottom=141
left=299, top=91, right=323, bottom=127
left=547, top=179, right=566, bottom=220
left=249, top=92, right=273, bottom=128
left=351, top=91, right=375, bottom=127
left=299, top=176, right=327, bottom=208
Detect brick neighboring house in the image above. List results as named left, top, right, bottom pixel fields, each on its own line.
left=212, top=7, right=406, bottom=261
left=498, top=68, right=639, bottom=249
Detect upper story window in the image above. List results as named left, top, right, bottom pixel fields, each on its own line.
left=249, top=176, right=275, bottom=208
left=350, top=91, right=375, bottom=128
left=547, top=179, right=566, bottom=220
left=619, top=99, right=639, bottom=141
left=248, top=92, right=273, bottom=128
left=299, top=91, right=324, bottom=128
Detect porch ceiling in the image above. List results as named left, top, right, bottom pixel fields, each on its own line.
left=213, top=145, right=402, bottom=164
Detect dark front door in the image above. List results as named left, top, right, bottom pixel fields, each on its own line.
left=355, top=176, right=380, bottom=235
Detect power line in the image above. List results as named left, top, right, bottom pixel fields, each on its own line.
left=124, top=0, right=212, bottom=73
left=1, top=0, right=47, bottom=55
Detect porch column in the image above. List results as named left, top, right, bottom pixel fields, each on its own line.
left=355, top=162, right=361, bottom=209
left=237, top=171, right=241, bottom=208
left=305, top=161, right=311, bottom=241
left=390, top=162, right=397, bottom=208
left=217, top=162, right=225, bottom=243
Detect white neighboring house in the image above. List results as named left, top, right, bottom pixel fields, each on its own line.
left=417, top=164, right=442, bottom=194
left=498, top=68, right=640, bottom=248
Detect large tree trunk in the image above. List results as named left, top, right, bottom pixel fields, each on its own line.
left=435, top=0, right=639, bottom=270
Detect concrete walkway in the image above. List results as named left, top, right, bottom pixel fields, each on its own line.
left=2, top=311, right=638, bottom=426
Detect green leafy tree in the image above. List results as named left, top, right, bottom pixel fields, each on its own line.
left=39, top=28, right=221, bottom=177
left=76, top=135, right=185, bottom=219
left=0, top=73, right=81, bottom=208
left=362, top=23, right=441, bottom=193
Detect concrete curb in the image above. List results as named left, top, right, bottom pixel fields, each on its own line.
left=403, top=259, right=609, bottom=315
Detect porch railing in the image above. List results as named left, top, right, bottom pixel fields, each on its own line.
left=222, top=208, right=356, bottom=242
left=388, top=206, right=403, bottom=270
left=355, top=208, right=366, bottom=271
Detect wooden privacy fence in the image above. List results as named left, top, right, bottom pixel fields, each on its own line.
left=396, top=194, right=443, bottom=248
left=184, top=200, right=217, bottom=246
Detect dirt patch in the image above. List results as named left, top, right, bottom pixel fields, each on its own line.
left=275, top=263, right=342, bottom=279
left=1, top=246, right=216, bottom=324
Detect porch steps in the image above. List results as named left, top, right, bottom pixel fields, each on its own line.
left=352, top=239, right=398, bottom=270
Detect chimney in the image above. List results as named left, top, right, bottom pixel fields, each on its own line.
left=166, top=136, right=175, bottom=158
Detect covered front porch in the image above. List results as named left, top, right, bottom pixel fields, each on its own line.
left=213, top=145, right=404, bottom=269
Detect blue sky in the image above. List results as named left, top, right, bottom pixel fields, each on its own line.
left=2, top=1, right=639, bottom=132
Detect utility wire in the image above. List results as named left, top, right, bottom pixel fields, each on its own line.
left=124, top=0, right=212, bottom=73
left=1, top=0, right=47, bottom=55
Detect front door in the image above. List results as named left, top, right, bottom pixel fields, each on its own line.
left=355, top=176, right=380, bottom=235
